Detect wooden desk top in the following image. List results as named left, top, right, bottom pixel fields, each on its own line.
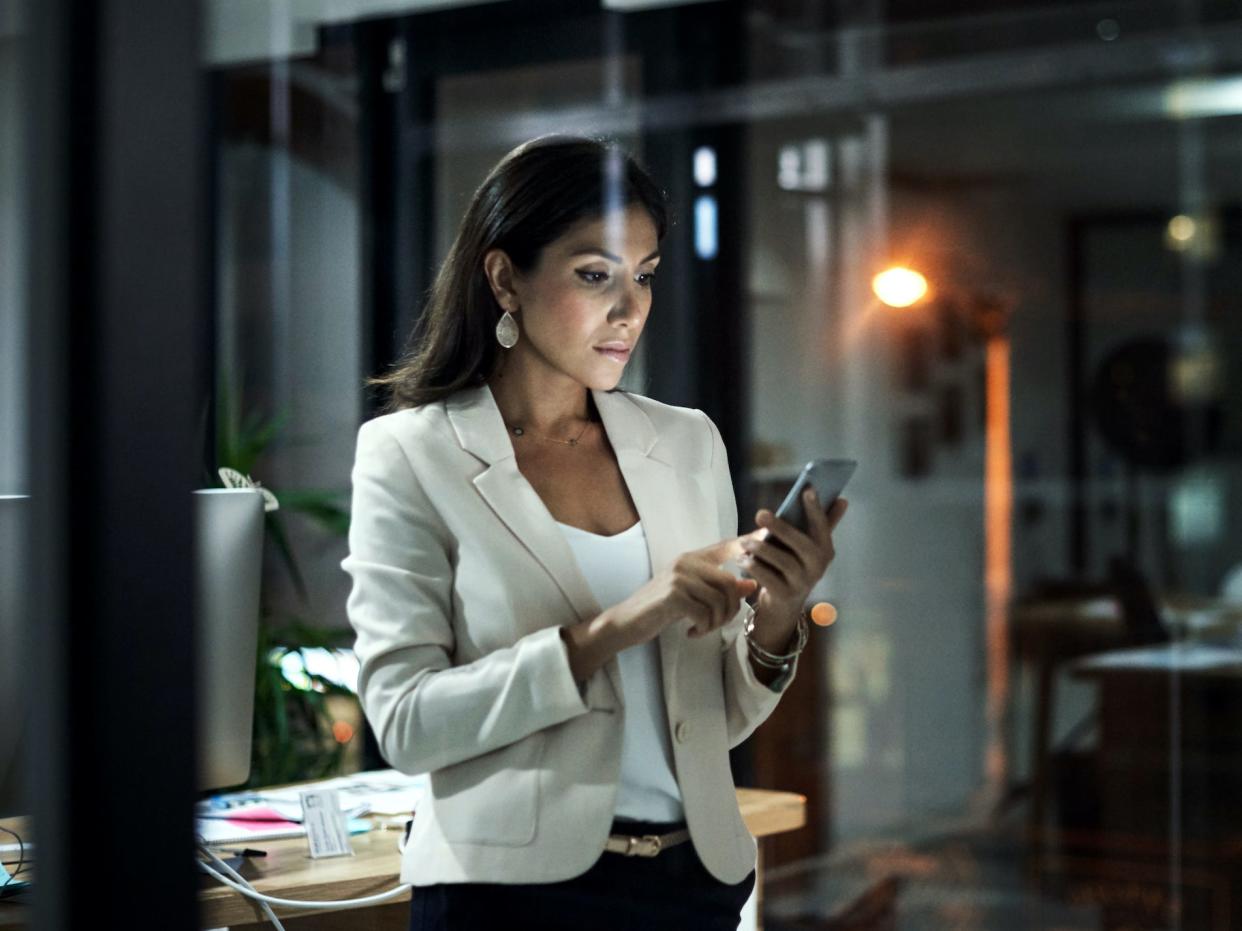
left=0, top=787, right=806, bottom=928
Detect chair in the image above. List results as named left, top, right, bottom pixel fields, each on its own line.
left=1107, top=557, right=1169, bottom=647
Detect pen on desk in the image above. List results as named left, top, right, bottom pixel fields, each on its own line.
left=219, top=848, right=267, bottom=858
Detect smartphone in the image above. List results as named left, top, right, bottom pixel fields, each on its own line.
left=772, top=458, right=857, bottom=536
left=731, top=458, right=855, bottom=590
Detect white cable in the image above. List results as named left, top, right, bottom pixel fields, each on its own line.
left=197, top=844, right=286, bottom=930
left=196, top=842, right=411, bottom=911
left=197, top=860, right=411, bottom=909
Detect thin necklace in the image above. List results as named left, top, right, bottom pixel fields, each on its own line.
left=508, top=418, right=595, bottom=446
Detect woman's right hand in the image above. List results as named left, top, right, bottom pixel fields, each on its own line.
left=609, top=535, right=760, bottom=645
left=560, top=534, right=760, bottom=684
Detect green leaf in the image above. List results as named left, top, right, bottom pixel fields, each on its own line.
left=264, top=615, right=352, bottom=648
left=264, top=513, right=309, bottom=604
left=275, top=489, right=352, bottom=537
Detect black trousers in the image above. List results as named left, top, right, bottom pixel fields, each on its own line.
left=408, top=818, right=755, bottom=931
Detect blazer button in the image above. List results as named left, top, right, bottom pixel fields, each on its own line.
left=674, top=720, right=692, bottom=743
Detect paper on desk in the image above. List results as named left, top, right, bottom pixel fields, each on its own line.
left=198, top=769, right=426, bottom=823
left=196, top=808, right=305, bottom=844
left=195, top=809, right=374, bottom=845
left=256, top=769, right=427, bottom=816
left=197, top=799, right=370, bottom=823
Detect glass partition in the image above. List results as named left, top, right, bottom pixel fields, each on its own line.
left=202, top=2, right=1242, bottom=928
left=0, top=0, right=29, bottom=827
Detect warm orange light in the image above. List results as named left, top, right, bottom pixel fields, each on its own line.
left=983, top=334, right=1012, bottom=787
left=332, top=720, right=355, bottom=744
left=872, top=267, right=928, bottom=308
left=810, top=602, right=837, bottom=627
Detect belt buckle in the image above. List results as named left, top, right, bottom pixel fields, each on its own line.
left=627, top=834, right=662, bottom=857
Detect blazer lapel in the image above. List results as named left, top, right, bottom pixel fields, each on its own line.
left=594, top=394, right=690, bottom=718
left=445, top=383, right=694, bottom=707
left=445, top=383, right=599, bottom=624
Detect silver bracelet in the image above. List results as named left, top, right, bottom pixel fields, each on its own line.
left=743, top=611, right=809, bottom=667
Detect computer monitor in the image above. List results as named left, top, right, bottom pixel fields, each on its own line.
left=194, top=488, right=265, bottom=791
left=0, top=489, right=264, bottom=817
left=0, top=495, right=29, bottom=818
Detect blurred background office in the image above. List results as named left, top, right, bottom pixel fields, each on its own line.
left=5, top=0, right=1242, bottom=927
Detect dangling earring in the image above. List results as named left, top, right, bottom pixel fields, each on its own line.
left=496, top=306, right=519, bottom=349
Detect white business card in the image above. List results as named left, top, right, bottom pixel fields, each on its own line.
left=300, top=788, right=354, bottom=859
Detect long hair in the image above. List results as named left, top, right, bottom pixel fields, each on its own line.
left=368, top=135, right=669, bottom=412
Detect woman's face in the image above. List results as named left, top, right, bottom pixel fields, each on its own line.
left=500, top=204, right=660, bottom=391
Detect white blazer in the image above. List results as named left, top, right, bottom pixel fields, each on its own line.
left=342, top=382, right=797, bottom=886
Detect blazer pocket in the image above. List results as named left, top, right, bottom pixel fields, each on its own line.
left=431, top=729, right=547, bottom=846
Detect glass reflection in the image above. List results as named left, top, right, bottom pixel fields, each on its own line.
left=194, top=2, right=1242, bottom=928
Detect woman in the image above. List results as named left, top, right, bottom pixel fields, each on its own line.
left=342, top=135, right=847, bottom=930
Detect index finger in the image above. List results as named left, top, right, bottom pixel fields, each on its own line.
left=694, top=533, right=758, bottom=567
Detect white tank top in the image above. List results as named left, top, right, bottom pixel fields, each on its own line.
left=554, top=519, right=684, bottom=822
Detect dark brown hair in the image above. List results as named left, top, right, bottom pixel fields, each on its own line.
left=367, top=135, right=669, bottom=412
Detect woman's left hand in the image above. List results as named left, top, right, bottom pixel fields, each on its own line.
left=738, top=489, right=848, bottom=620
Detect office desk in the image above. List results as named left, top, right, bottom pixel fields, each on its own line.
left=1063, top=644, right=1242, bottom=930
left=0, top=788, right=805, bottom=930
left=1011, top=595, right=1242, bottom=864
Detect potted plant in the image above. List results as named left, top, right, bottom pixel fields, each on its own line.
left=210, top=378, right=357, bottom=788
